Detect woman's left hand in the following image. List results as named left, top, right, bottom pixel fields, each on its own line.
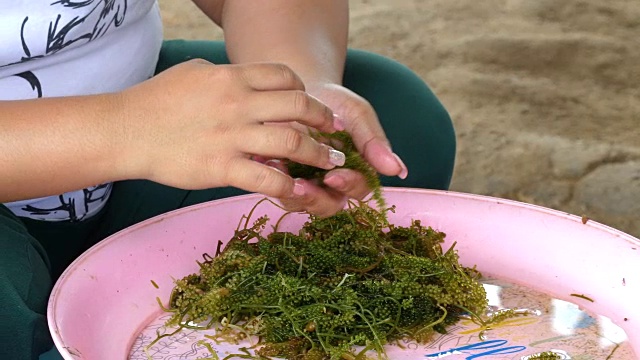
left=275, top=82, right=408, bottom=217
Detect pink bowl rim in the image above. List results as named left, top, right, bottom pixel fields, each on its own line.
left=47, top=187, right=640, bottom=356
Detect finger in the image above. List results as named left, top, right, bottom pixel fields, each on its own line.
left=341, top=103, right=407, bottom=178
left=223, top=158, right=298, bottom=198
left=245, top=90, right=336, bottom=133
left=279, top=178, right=347, bottom=218
left=238, top=126, right=345, bottom=170
left=236, top=63, right=306, bottom=92
left=322, top=168, right=372, bottom=200
left=360, top=138, right=408, bottom=178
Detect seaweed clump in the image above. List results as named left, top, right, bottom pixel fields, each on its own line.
left=161, top=200, right=487, bottom=359
left=286, top=131, right=386, bottom=214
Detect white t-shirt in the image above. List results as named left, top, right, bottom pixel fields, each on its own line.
left=1, top=0, right=163, bottom=221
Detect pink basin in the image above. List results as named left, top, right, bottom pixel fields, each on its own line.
left=48, top=188, right=640, bottom=359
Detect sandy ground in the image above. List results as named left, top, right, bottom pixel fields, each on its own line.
left=158, top=0, right=640, bottom=238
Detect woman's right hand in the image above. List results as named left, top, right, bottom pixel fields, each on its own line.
left=117, top=59, right=343, bottom=199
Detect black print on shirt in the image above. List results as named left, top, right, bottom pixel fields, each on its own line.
left=21, top=195, right=80, bottom=220
left=1, top=0, right=128, bottom=69
left=21, top=184, right=112, bottom=221
left=48, top=0, right=128, bottom=52
left=83, top=183, right=112, bottom=213
left=14, top=71, right=43, bottom=98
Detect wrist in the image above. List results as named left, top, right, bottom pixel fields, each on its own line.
left=104, top=91, right=148, bottom=182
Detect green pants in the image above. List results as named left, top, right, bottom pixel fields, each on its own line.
left=0, top=40, right=455, bottom=360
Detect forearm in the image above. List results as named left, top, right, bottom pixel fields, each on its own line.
left=0, top=95, right=129, bottom=202
left=194, top=0, right=349, bottom=85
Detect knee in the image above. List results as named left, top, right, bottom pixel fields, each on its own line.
left=0, top=274, right=53, bottom=359
left=0, top=207, right=54, bottom=359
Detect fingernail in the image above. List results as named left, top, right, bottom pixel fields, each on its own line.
left=265, top=159, right=286, bottom=174
left=293, top=179, right=306, bottom=196
left=324, top=173, right=346, bottom=190
left=392, top=153, right=409, bottom=179
left=329, top=148, right=346, bottom=167
left=265, top=159, right=281, bottom=167
left=333, top=114, right=346, bottom=131
left=251, top=155, right=268, bottom=164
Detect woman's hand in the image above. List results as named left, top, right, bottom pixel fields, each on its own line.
left=276, top=82, right=408, bottom=216
left=187, top=1, right=397, bottom=217
left=119, top=59, right=345, bottom=200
